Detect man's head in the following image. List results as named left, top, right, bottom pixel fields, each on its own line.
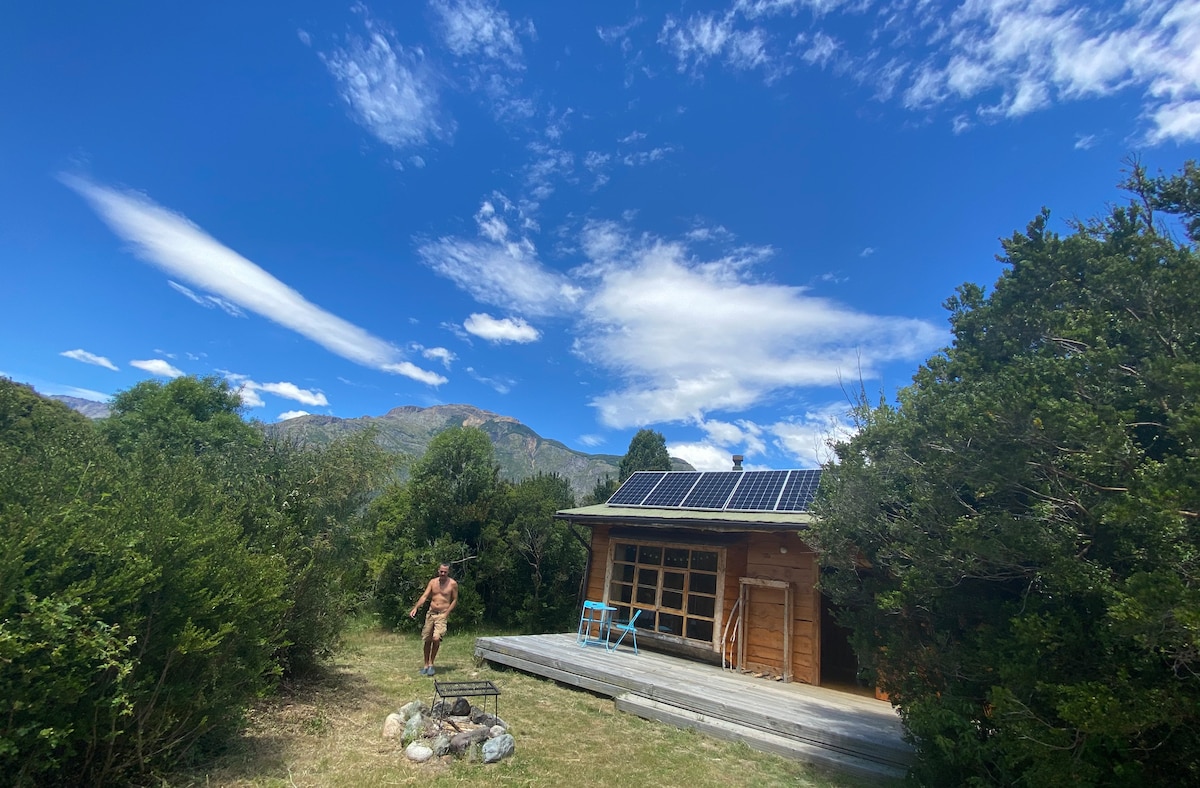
left=437, top=563, right=450, bottom=577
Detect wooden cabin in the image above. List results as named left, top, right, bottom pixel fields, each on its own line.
left=555, top=466, right=860, bottom=688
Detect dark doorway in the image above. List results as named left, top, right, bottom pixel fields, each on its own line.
left=820, top=594, right=860, bottom=688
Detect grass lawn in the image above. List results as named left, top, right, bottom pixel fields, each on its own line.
left=169, top=624, right=883, bottom=787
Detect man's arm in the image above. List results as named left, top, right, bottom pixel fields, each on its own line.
left=409, top=579, right=433, bottom=618
left=446, top=580, right=459, bottom=616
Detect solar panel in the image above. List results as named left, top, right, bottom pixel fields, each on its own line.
left=681, top=471, right=742, bottom=509
left=641, top=471, right=701, bottom=507
left=606, top=471, right=666, bottom=506
left=604, top=468, right=823, bottom=513
left=777, top=469, right=822, bottom=511
left=726, top=469, right=790, bottom=511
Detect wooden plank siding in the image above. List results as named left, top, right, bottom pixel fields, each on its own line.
left=582, top=521, right=825, bottom=685
left=583, top=525, right=611, bottom=603
left=743, top=531, right=821, bottom=684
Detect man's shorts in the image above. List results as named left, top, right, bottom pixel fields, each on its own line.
left=422, top=612, right=448, bottom=641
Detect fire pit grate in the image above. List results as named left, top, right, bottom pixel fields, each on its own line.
left=432, top=679, right=500, bottom=718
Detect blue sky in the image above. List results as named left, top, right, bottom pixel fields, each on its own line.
left=3, top=1, right=1199, bottom=471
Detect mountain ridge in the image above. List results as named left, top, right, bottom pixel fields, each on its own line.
left=267, top=403, right=695, bottom=500
left=44, top=394, right=692, bottom=500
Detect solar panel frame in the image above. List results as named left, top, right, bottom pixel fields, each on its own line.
left=640, top=471, right=701, bottom=507
left=726, top=469, right=791, bottom=511
left=776, top=469, right=822, bottom=512
left=606, top=471, right=667, bottom=506
left=681, top=471, right=743, bottom=510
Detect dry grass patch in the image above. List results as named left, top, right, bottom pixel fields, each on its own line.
left=168, top=625, right=880, bottom=787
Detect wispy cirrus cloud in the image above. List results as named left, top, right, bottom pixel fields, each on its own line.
left=618, top=0, right=1200, bottom=143
left=61, top=348, right=118, bottom=371
left=430, top=0, right=537, bottom=122
left=463, top=312, right=541, bottom=343
left=465, top=366, right=515, bottom=394
left=431, top=0, right=529, bottom=68
left=659, top=9, right=778, bottom=77
left=317, top=7, right=450, bottom=150
left=62, top=174, right=446, bottom=386
left=169, top=280, right=245, bottom=317
left=131, top=358, right=184, bottom=378
left=417, top=196, right=582, bottom=316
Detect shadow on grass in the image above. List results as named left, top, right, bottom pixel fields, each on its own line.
left=171, top=660, right=379, bottom=786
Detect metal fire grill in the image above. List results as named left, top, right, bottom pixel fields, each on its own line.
left=432, top=679, right=500, bottom=718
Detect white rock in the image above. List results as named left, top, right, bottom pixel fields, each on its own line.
left=405, top=741, right=435, bottom=763
left=482, top=733, right=515, bottom=763
left=382, top=713, right=404, bottom=740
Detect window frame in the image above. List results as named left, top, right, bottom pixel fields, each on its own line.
left=603, top=538, right=726, bottom=650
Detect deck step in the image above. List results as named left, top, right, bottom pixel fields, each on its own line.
left=615, top=694, right=907, bottom=781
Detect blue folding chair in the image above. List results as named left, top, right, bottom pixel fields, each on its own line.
left=577, top=600, right=605, bottom=645
left=606, top=609, right=641, bottom=654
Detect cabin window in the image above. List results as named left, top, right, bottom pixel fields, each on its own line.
left=608, top=541, right=722, bottom=645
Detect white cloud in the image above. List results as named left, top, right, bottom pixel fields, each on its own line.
left=131, top=358, right=184, bottom=378
left=660, top=12, right=778, bottom=75
left=463, top=313, right=541, bottom=343
left=465, top=366, right=515, bottom=393
left=62, top=385, right=112, bottom=401
left=667, top=441, right=739, bottom=472
left=621, top=146, right=675, bottom=166
left=422, top=346, right=457, bottom=368
left=578, top=433, right=605, bottom=447
left=769, top=402, right=856, bottom=468
left=1146, top=99, right=1200, bottom=144
left=63, top=175, right=445, bottom=385
left=251, top=381, right=329, bottom=407
left=646, top=0, right=1200, bottom=143
left=859, top=246, right=875, bottom=257
left=278, top=410, right=311, bottom=421
left=60, top=348, right=118, bottom=371
left=524, top=142, right=574, bottom=200
left=431, top=0, right=527, bottom=67
left=575, top=229, right=944, bottom=428
left=237, top=386, right=266, bottom=407
left=168, top=280, right=245, bottom=317
left=798, top=31, right=838, bottom=68
left=1074, top=133, right=1098, bottom=149
left=318, top=9, right=449, bottom=150
left=417, top=197, right=582, bottom=316
left=382, top=361, right=448, bottom=385
left=890, top=0, right=1200, bottom=142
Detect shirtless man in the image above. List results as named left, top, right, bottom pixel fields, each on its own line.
left=409, top=563, right=458, bottom=676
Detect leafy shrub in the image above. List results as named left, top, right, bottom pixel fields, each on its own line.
left=1, top=380, right=286, bottom=783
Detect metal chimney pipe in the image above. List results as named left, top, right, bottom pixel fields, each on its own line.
left=732, top=455, right=744, bottom=471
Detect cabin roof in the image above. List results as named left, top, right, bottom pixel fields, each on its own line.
left=554, top=502, right=814, bottom=532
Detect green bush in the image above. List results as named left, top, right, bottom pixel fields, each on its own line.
left=0, top=380, right=287, bottom=784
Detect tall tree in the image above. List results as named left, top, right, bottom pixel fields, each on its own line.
left=480, top=473, right=584, bottom=631
left=372, top=426, right=498, bottom=627
left=618, top=428, right=671, bottom=482
left=812, top=165, right=1200, bottom=786
left=99, top=375, right=259, bottom=458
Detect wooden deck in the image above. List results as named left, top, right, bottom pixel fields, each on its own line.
left=474, top=633, right=913, bottom=781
